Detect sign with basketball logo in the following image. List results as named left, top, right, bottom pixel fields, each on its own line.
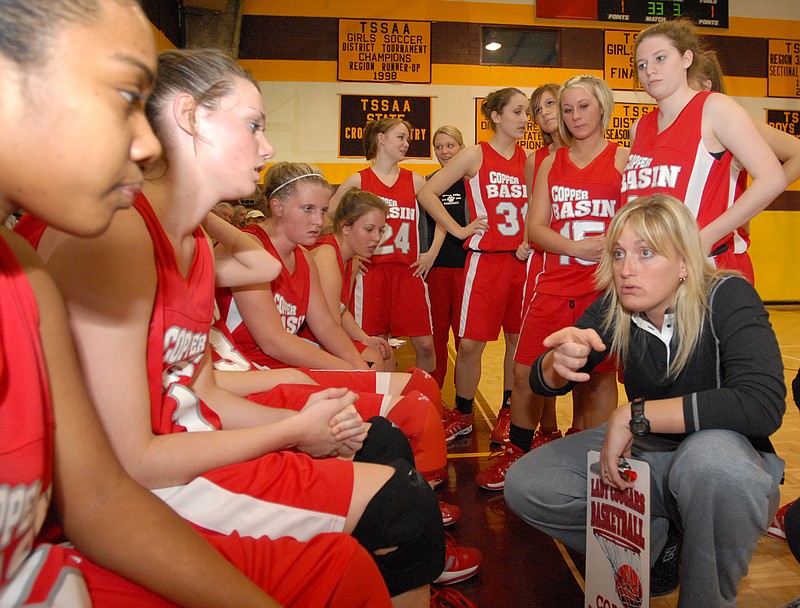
left=586, top=451, right=650, bottom=608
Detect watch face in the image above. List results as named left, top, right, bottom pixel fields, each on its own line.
left=630, top=420, right=649, bottom=436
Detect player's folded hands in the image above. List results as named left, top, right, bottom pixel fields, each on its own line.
left=297, top=388, right=366, bottom=457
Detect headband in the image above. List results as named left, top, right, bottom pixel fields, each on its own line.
left=270, top=173, right=324, bottom=197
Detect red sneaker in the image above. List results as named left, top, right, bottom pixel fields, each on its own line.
left=443, top=411, right=473, bottom=443
left=565, top=426, right=582, bottom=436
left=475, top=442, right=525, bottom=490
left=767, top=499, right=795, bottom=539
left=439, top=501, right=462, bottom=526
left=434, top=533, right=482, bottom=585
left=430, top=586, right=478, bottom=607
left=530, top=427, right=562, bottom=449
left=489, top=407, right=511, bottom=444
left=426, top=467, right=448, bottom=489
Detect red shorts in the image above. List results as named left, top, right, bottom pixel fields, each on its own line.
left=151, top=450, right=354, bottom=542
left=426, top=266, right=465, bottom=387
left=515, top=291, right=615, bottom=373
left=712, top=249, right=755, bottom=284
left=459, top=252, right=526, bottom=341
left=68, top=530, right=383, bottom=608
left=248, top=382, right=390, bottom=419
left=353, top=264, right=433, bottom=337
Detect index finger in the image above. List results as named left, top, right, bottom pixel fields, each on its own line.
left=543, top=327, right=606, bottom=352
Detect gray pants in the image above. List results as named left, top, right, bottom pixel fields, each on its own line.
left=504, top=426, right=784, bottom=608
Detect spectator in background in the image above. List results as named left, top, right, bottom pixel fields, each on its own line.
left=212, top=201, right=235, bottom=223
left=245, top=208, right=266, bottom=225
left=233, top=203, right=248, bottom=227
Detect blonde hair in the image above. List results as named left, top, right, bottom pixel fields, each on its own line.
left=433, top=125, right=464, bottom=147
left=263, top=162, right=330, bottom=217
left=557, top=75, right=615, bottom=146
left=595, top=194, right=729, bottom=377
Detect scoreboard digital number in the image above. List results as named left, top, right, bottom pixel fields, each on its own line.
left=598, top=1, right=728, bottom=29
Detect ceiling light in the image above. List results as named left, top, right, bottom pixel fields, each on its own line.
left=484, top=31, right=502, bottom=51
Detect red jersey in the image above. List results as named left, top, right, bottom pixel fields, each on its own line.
left=0, top=236, right=54, bottom=590
left=308, top=234, right=353, bottom=311
left=531, top=146, right=552, bottom=186
left=359, top=167, right=419, bottom=266
left=135, top=195, right=221, bottom=435
left=465, top=141, right=528, bottom=252
left=529, top=142, right=621, bottom=298
left=622, top=91, right=734, bottom=252
left=729, top=160, right=752, bottom=254
left=216, top=225, right=310, bottom=369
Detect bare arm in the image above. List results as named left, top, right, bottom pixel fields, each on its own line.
left=204, top=213, right=281, bottom=288
left=5, top=231, right=279, bottom=608
left=757, top=120, right=800, bottom=186
left=39, top=213, right=357, bottom=489
left=411, top=223, right=446, bottom=279
left=232, top=275, right=356, bottom=370
left=309, top=243, right=347, bottom=323
left=701, top=95, right=787, bottom=253
left=417, top=146, right=489, bottom=239
left=304, top=250, right=369, bottom=369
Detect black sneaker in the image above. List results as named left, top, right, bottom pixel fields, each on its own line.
left=651, top=523, right=682, bottom=596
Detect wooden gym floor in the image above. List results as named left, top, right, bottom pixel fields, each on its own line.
left=398, top=304, right=800, bottom=608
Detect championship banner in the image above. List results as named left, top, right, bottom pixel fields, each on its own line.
left=766, top=109, right=800, bottom=137
left=606, top=103, right=656, bottom=148
left=474, top=98, right=542, bottom=151
left=586, top=451, right=651, bottom=608
left=339, top=94, right=431, bottom=159
left=338, top=19, right=431, bottom=84
left=604, top=31, right=642, bottom=91
left=768, top=40, right=800, bottom=98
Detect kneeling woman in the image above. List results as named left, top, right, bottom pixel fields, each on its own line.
left=504, top=194, right=785, bottom=607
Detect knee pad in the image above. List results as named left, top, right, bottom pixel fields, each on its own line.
left=354, top=416, right=414, bottom=467
left=404, top=367, right=442, bottom=415
left=352, top=459, right=445, bottom=596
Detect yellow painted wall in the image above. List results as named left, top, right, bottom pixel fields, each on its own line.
left=172, top=1, right=800, bottom=298
left=243, top=1, right=800, bottom=300
left=150, top=24, right=177, bottom=52
left=751, top=212, right=800, bottom=301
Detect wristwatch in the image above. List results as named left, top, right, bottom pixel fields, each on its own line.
left=629, top=397, right=650, bottom=437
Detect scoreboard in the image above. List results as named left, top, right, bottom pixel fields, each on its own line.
left=537, top=0, right=728, bottom=29
left=599, top=1, right=728, bottom=28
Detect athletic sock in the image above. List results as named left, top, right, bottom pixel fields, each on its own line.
left=509, top=423, right=535, bottom=453
left=501, top=389, right=512, bottom=409
left=454, top=395, right=474, bottom=415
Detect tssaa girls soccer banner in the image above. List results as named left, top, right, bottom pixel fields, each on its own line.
left=586, top=451, right=650, bottom=608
